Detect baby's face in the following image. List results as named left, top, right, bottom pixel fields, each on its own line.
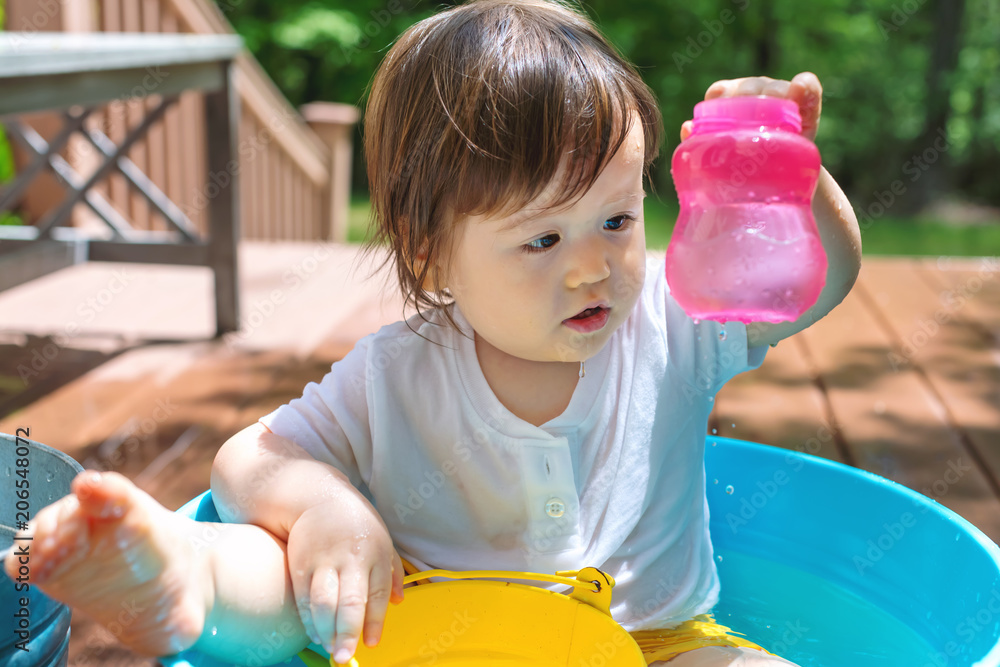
left=441, top=118, right=647, bottom=364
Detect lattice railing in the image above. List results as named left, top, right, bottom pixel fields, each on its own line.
left=3, top=0, right=357, bottom=241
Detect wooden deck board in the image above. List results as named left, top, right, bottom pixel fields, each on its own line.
left=1, top=244, right=998, bottom=667
left=800, top=261, right=1000, bottom=542
left=712, top=337, right=846, bottom=463
left=863, top=259, right=1000, bottom=493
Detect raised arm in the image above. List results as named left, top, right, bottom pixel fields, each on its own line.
left=680, top=72, right=863, bottom=348
left=745, top=164, right=861, bottom=347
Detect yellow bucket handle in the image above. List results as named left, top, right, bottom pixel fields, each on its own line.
left=402, top=567, right=602, bottom=591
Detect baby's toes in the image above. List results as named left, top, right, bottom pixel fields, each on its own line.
left=43, top=497, right=90, bottom=578
left=27, top=496, right=82, bottom=583
left=72, top=471, right=131, bottom=520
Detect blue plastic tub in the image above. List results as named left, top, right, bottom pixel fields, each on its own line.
left=162, top=437, right=1000, bottom=666
left=0, top=432, right=84, bottom=667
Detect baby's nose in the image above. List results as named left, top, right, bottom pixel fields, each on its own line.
left=565, top=240, right=611, bottom=289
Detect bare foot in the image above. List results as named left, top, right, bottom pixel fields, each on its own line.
left=2, top=471, right=213, bottom=657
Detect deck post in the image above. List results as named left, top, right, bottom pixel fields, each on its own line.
left=204, top=61, right=241, bottom=336
left=300, top=102, right=359, bottom=242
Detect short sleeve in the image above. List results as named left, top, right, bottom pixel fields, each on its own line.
left=258, top=336, right=374, bottom=492
left=663, top=288, right=768, bottom=395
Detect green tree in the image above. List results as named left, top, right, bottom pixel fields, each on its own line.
left=217, top=0, right=1000, bottom=213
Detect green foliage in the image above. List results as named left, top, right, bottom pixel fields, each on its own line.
left=0, top=123, right=22, bottom=226
left=218, top=0, right=1000, bottom=217
left=0, top=125, right=13, bottom=184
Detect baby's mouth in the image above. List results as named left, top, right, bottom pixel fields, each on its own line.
left=570, top=306, right=605, bottom=320
left=563, top=305, right=610, bottom=333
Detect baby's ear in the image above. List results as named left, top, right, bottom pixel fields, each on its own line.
left=413, top=242, right=446, bottom=293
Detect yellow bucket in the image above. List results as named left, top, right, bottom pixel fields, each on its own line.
left=302, top=567, right=645, bottom=666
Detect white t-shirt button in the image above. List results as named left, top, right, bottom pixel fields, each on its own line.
left=545, top=498, right=566, bottom=518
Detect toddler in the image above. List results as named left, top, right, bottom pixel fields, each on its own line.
left=4, top=1, right=860, bottom=665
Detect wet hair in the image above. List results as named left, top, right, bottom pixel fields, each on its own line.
left=361, top=0, right=663, bottom=334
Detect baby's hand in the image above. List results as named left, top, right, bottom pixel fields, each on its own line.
left=286, top=494, right=404, bottom=664
left=680, top=72, right=823, bottom=142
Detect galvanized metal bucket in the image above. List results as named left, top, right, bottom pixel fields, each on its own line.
left=0, top=431, right=84, bottom=667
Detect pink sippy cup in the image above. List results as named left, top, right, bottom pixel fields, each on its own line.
left=666, top=95, right=826, bottom=323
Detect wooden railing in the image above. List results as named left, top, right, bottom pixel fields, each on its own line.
left=4, top=0, right=357, bottom=241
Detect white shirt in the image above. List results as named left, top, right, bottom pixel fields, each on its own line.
left=260, top=255, right=767, bottom=630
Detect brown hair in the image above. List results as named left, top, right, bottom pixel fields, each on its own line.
left=361, top=0, right=663, bottom=334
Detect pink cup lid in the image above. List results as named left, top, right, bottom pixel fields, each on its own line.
left=691, top=96, right=803, bottom=134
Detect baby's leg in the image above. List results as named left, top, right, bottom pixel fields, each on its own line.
left=2, top=471, right=310, bottom=664
left=652, top=646, right=801, bottom=666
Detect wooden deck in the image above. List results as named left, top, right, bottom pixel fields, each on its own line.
left=0, top=242, right=998, bottom=665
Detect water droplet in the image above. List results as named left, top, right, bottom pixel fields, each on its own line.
left=210, top=626, right=218, bottom=636
left=748, top=191, right=756, bottom=198
left=693, top=318, right=701, bottom=325
left=766, top=624, right=772, bottom=629
left=4, top=467, right=10, bottom=477
left=711, top=428, right=718, bottom=434
left=731, top=423, right=735, bottom=428
left=725, top=485, right=735, bottom=495
left=711, top=441, right=717, bottom=447
left=707, top=396, right=714, bottom=403
left=716, top=554, right=724, bottom=562
left=718, top=329, right=727, bottom=341
left=45, top=472, right=54, bottom=482
left=713, top=479, right=719, bottom=485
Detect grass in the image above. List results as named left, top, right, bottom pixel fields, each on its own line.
left=348, top=195, right=1000, bottom=257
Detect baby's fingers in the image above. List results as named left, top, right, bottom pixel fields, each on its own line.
left=332, top=568, right=368, bottom=664
left=309, top=569, right=341, bottom=654
left=788, top=71, right=823, bottom=141
left=362, top=554, right=403, bottom=647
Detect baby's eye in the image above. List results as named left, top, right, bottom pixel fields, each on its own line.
left=522, top=234, right=560, bottom=253
left=604, top=214, right=634, bottom=231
